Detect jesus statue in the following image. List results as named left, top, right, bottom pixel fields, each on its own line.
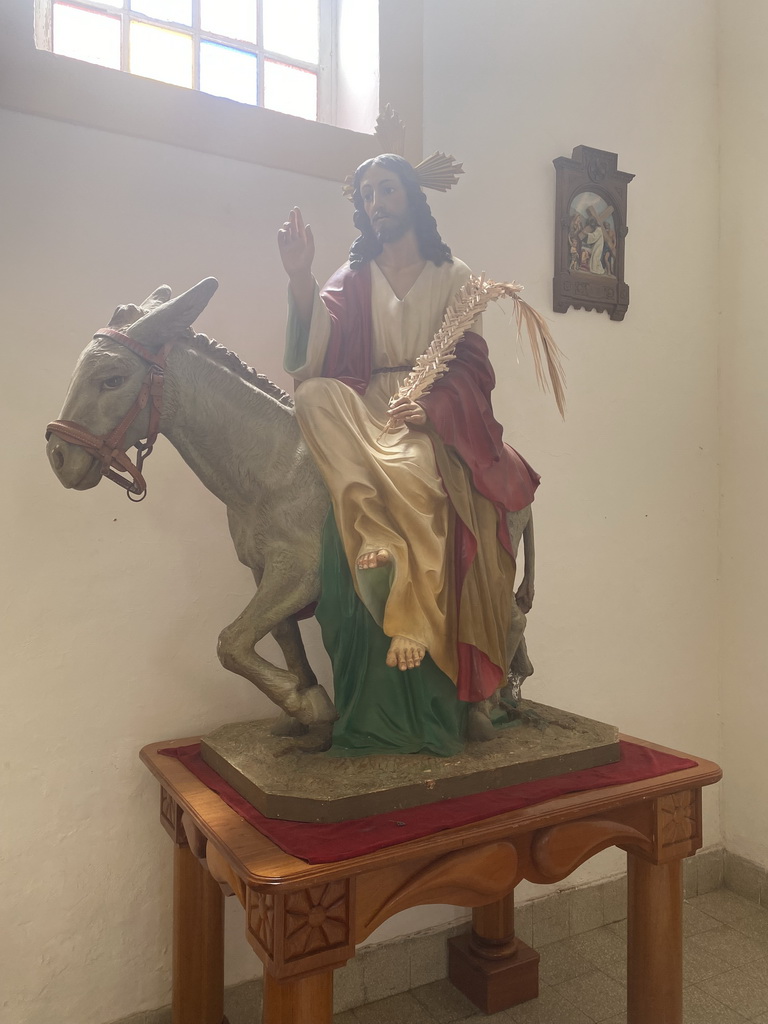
left=279, top=154, right=539, bottom=757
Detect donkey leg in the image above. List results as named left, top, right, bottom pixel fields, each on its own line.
left=270, top=617, right=320, bottom=738
left=272, top=617, right=319, bottom=690
left=217, top=574, right=336, bottom=748
left=468, top=557, right=532, bottom=742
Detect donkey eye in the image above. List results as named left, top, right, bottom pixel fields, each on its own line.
left=102, top=376, right=125, bottom=390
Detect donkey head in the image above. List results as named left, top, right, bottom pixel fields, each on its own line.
left=47, top=278, right=218, bottom=491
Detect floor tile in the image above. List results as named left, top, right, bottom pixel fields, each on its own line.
left=697, top=957, right=768, bottom=1017
left=599, top=956, right=627, bottom=986
left=690, top=889, right=761, bottom=928
left=333, top=887, right=768, bottom=1023
left=683, top=984, right=749, bottom=1023
left=410, top=979, right=478, bottom=1022
left=459, top=1013, right=515, bottom=1024
left=352, top=991, right=436, bottom=1024
left=508, top=985, right=593, bottom=1024
left=752, top=957, right=768, bottom=985
left=687, top=923, right=768, bottom=967
left=684, top=900, right=722, bottom=935
left=682, top=939, right=733, bottom=984
left=536, top=938, right=595, bottom=988
left=563, top=924, right=626, bottom=965
left=549, top=969, right=625, bottom=1021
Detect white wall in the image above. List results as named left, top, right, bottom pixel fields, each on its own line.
left=0, top=2, right=724, bottom=1022
left=719, top=0, right=768, bottom=869
left=0, top=110, right=352, bottom=1024
left=423, top=0, right=722, bottom=898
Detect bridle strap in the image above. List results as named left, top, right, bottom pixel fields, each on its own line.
left=46, top=329, right=175, bottom=501
left=93, top=328, right=170, bottom=369
left=46, top=418, right=150, bottom=495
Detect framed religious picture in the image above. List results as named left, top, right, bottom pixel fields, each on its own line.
left=553, top=146, right=634, bottom=321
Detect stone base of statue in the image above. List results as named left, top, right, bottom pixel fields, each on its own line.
left=199, top=700, right=620, bottom=823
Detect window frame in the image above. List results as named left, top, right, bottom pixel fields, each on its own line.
left=36, top=0, right=333, bottom=122
left=1, top=0, right=423, bottom=182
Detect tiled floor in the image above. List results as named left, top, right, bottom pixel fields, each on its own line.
left=333, top=890, right=768, bottom=1024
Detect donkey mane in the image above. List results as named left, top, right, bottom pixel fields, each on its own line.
left=111, top=296, right=295, bottom=409
left=187, top=329, right=294, bottom=409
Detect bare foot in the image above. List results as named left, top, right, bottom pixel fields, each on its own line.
left=356, top=548, right=391, bottom=570
left=386, top=635, right=426, bottom=671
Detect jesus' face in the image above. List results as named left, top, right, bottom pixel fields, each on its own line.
left=359, top=164, right=412, bottom=244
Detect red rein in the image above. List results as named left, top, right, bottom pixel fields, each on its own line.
left=46, top=329, right=173, bottom=501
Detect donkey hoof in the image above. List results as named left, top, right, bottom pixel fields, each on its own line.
left=294, top=685, right=338, bottom=727
left=467, top=705, right=497, bottom=742
left=270, top=712, right=309, bottom=738
left=294, top=721, right=334, bottom=753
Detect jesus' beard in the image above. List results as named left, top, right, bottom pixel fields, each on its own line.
left=372, top=211, right=411, bottom=245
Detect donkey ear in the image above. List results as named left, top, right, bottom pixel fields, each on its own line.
left=128, top=278, right=219, bottom=348
left=108, top=303, right=144, bottom=328
left=140, top=285, right=173, bottom=311
left=107, top=285, right=173, bottom=328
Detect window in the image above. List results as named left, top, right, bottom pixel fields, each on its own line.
left=7, top=0, right=422, bottom=181
left=36, top=0, right=334, bottom=122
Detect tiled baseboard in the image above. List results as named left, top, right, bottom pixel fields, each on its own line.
left=112, top=847, right=731, bottom=1024
left=722, top=848, right=768, bottom=905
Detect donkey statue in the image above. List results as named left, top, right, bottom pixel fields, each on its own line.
left=46, top=279, right=535, bottom=750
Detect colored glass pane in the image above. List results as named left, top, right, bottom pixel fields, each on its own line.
left=200, top=42, right=258, bottom=105
left=129, top=21, right=193, bottom=88
left=200, top=0, right=257, bottom=45
left=52, top=4, right=121, bottom=69
left=263, top=0, right=319, bottom=63
left=264, top=60, right=317, bottom=120
left=130, top=0, right=193, bottom=26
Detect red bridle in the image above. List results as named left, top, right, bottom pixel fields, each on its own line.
left=46, top=327, right=175, bottom=502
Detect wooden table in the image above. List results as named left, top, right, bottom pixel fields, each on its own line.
left=140, top=736, right=721, bottom=1024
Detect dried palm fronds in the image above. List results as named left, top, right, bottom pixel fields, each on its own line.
left=384, top=275, right=566, bottom=432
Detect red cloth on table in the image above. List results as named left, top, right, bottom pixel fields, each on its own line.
left=159, top=741, right=696, bottom=865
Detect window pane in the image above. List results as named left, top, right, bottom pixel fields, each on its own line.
left=129, top=21, right=192, bottom=87
left=200, top=0, right=257, bottom=44
left=52, top=4, right=121, bottom=69
left=130, top=0, right=193, bottom=26
left=263, top=0, right=318, bottom=63
left=200, top=42, right=257, bottom=105
left=264, top=61, right=317, bottom=120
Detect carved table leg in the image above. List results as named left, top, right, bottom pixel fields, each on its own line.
left=627, top=855, right=683, bottom=1024
left=173, top=843, right=225, bottom=1024
left=448, top=892, right=539, bottom=1014
left=263, top=970, right=333, bottom=1024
